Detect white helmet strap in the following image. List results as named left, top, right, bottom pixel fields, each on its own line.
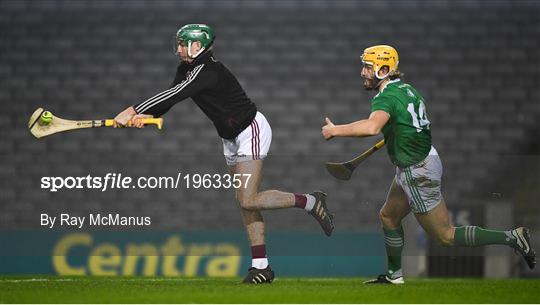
left=187, top=40, right=205, bottom=59
left=375, top=59, right=399, bottom=80
left=375, top=65, right=390, bottom=80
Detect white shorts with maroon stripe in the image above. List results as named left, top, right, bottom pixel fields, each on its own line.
left=222, top=111, right=272, bottom=166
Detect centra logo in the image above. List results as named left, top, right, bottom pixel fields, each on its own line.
left=52, top=233, right=241, bottom=277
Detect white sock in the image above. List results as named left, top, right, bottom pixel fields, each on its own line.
left=252, top=258, right=269, bottom=269
left=304, top=194, right=316, bottom=211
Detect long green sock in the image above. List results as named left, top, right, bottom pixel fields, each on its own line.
left=454, top=226, right=515, bottom=246
left=383, top=226, right=404, bottom=279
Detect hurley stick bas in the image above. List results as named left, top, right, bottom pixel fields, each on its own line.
left=325, top=139, right=385, bottom=180
left=28, top=107, right=163, bottom=139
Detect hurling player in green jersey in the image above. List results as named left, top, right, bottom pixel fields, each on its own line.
left=322, top=45, right=535, bottom=284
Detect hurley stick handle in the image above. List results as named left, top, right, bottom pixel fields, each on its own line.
left=325, top=139, right=385, bottom=180
left=349, top=139, right=385, bottom=167
left=103, top=118, right=163, bottom=130
left=374, top=139, right=385, bottom=149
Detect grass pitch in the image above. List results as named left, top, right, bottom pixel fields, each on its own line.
left=1, top=276, right=539, bottom=303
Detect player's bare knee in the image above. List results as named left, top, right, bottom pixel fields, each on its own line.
left=378, top=208, right=388, bottom=225
left=237, top=195, right=258, bottom=210
left=435, top=229, right=454, bottom=247
left=379, top=207, right=398, bottom=228
left=238, top=199, right=256, bottom=210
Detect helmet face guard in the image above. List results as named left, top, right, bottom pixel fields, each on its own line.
left=175, top=24, right=215, bottom=59
left=361, top=45, right=399, bottom=80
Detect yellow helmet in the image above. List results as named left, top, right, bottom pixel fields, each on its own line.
left=361, top=45, right=399, bottom=80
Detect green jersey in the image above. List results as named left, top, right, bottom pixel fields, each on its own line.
left=371, top=79, right=432, bottom=167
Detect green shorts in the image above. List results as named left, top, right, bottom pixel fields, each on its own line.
left=395, top=146, right=443, bottom=214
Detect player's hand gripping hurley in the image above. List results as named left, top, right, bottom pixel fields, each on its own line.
left=28, top=107, right=163, bottom=139
left=325, top=139, right=385, bottom=180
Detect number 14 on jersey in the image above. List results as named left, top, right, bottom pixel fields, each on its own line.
left=407, top=101, right=431, bottom=132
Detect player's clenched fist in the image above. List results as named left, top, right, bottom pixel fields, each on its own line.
left=113, top=106, right=154, bottom=128
left=131, top=113, right=154, bottom=128
left=322, top=117, right=336, bottom=140
left=113, top=106, right=137, bottom=128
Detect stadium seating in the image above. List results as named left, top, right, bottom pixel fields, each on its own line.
left=1, top=0, right=539, bottom=235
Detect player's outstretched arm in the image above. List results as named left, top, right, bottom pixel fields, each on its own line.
left=322, top=110, right=389, bottom=140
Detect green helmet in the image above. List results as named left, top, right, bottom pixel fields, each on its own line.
left=176, top=24, right=215, bottom=58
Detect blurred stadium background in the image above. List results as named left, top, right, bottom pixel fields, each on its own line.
left=0, top=0, right=539, bottom=279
